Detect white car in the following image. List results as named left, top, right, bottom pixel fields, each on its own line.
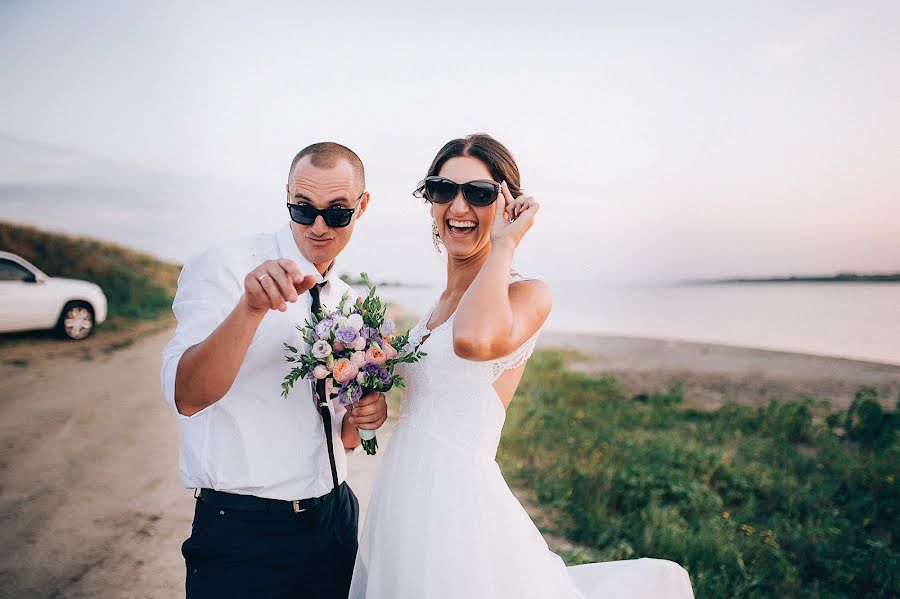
left=0, top=251, right=108, bottom=340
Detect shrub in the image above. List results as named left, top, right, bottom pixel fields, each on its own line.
left=499, top=350, right=899, bottom=598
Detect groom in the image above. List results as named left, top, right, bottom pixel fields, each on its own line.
left=160, top=142, right=388, bottom=598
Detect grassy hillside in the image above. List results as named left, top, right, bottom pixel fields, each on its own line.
left=0, top=221, right=181, bottom=321
left=499, top=350, right=898, bottom=598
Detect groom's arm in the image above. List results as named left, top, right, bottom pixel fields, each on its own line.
left=173, top=295, right=268, bottom=416
left=171, top=257, right=316, bottom=417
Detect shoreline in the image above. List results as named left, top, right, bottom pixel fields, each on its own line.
left=539, top=331, right=900, bottom=410
left=540, top=328, right=900, bottom=368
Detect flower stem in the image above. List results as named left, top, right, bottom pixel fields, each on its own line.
left=361, top=436, right=378, bottom=455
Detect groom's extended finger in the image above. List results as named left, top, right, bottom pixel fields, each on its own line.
left=277, top=259, right=317, bottom=294
left=256, top=271, right=288, bottom=311
left=263, top=263, right=298, bottom=303
left=293, top=274, right=318, bottom=295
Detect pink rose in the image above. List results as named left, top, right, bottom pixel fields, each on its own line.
left=350, top=351, right=367, bottom=368
left=365, top=346, right=387, bottom=366
left=382, top=342, right=398, bottom=360
left=332, top=358, right=359, bottom=384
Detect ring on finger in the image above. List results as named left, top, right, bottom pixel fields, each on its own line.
left=257, top=273, right=272, bottom=282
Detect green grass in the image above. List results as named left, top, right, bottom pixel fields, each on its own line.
left=498, top=350, right=899, bottom=598
left=1, top=221, right=181, bottom=321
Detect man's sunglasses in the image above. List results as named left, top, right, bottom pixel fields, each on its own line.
left=416, top=176, right=500, bottom=207
left=286, top=196, right=363, bottom=228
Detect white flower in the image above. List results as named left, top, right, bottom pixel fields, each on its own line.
left=342, top=301, right=353, bottom=316
left=352, top=336, right=367, bottom=351
left=348, top=313, right=364, bottom=331
left=313, top=365, right=329, bottom=380
left=356, top=372, right=366, bottom=384
left=350, top=351, right=367, bottom=368
left=380, top=319, right=396, bottom=336
left=312, top=340, right=332, bottom=359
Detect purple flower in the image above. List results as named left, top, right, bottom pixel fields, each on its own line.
left=362, top=326, right=383, bottom=347
left=337, top=381, right=363, bottom=406
left=315, top=317, right=334, bottom=338
left=336, top=327, right=359, bottom=345
left=380, top=319, right=396, bottom=336
left=362, top=362, right=391, bottom=386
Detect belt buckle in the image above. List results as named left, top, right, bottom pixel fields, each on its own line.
left=292, top=500, right=306, bottom=513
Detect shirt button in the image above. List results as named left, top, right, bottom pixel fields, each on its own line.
left=219, top=510, right=225, bottom=515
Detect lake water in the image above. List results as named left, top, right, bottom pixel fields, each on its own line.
left=379, top=282, right=900, bottom=365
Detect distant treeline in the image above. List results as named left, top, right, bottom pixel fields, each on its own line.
left=339, top=273, right=430, bottom=288
left=693, top=273, right=900, bottom=284
left=0, top=221, right=181, bottom=320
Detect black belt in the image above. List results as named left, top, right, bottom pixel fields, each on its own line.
left=198, top=487, right=337, bottom=513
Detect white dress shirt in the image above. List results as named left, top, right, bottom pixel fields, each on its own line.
left=160, top=224, right=358, bottom=501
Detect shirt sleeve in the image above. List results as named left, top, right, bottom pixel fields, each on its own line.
left=160, top=246, right=243, bottom=419
left=332, top=402, right=363, bottom=454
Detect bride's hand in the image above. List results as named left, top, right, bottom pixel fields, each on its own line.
left=490, top=181, right=539, bottom=249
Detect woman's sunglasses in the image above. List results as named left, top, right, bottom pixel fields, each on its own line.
left=416, top=176, right=500, bottom=207
left=286, top=197, right=362, bottom=228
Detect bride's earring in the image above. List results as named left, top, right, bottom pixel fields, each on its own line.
left=432, top=221, right=443, bottom=254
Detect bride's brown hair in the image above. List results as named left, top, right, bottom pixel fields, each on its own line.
left=415, top=133, right=523, bottom=199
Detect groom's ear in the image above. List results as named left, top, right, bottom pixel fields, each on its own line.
left=354, top=191, right=371, bottom=221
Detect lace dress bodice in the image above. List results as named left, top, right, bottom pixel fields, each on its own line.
left=396, top=274, right=540, bottom=460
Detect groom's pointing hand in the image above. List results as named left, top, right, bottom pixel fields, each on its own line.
left=243, top=259, right=318, bottom=316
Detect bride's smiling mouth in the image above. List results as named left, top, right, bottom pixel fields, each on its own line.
left=446, top=218, right=478, bottom=238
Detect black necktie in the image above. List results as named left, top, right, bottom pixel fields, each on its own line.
left=308, top=282, right=325, bottom=316
left=308, top=282, right=339, bottom=491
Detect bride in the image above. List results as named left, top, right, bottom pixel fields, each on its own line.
left=349, top=134, right=694, bottom=598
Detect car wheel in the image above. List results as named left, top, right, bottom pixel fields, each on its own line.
left=57, top=301, right=95, bottom=340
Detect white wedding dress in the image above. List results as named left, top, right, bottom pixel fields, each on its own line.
left=349, top=276, right=695, bottom=598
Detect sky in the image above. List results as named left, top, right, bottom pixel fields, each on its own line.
left=0, top=0, right=898, bottom=285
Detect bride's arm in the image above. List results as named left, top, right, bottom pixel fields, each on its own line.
left=453, top=182, right=552, bottom=361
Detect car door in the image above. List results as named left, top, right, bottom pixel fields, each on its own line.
left=0, top=259, right=55, bottom=332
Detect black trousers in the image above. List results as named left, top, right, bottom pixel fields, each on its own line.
left=182, top=483, right=359, bottom=599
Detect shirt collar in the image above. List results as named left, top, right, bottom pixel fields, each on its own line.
left=276, top=223, right=336, bottom=286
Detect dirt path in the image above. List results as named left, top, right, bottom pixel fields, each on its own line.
left=0, top=325, right=393, bottom=598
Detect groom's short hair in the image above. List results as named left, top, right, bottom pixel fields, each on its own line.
left=288, top=142, right=365, bottom=189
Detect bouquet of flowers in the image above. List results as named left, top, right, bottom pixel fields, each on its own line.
left=281, top=273, right=426, bottom=455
